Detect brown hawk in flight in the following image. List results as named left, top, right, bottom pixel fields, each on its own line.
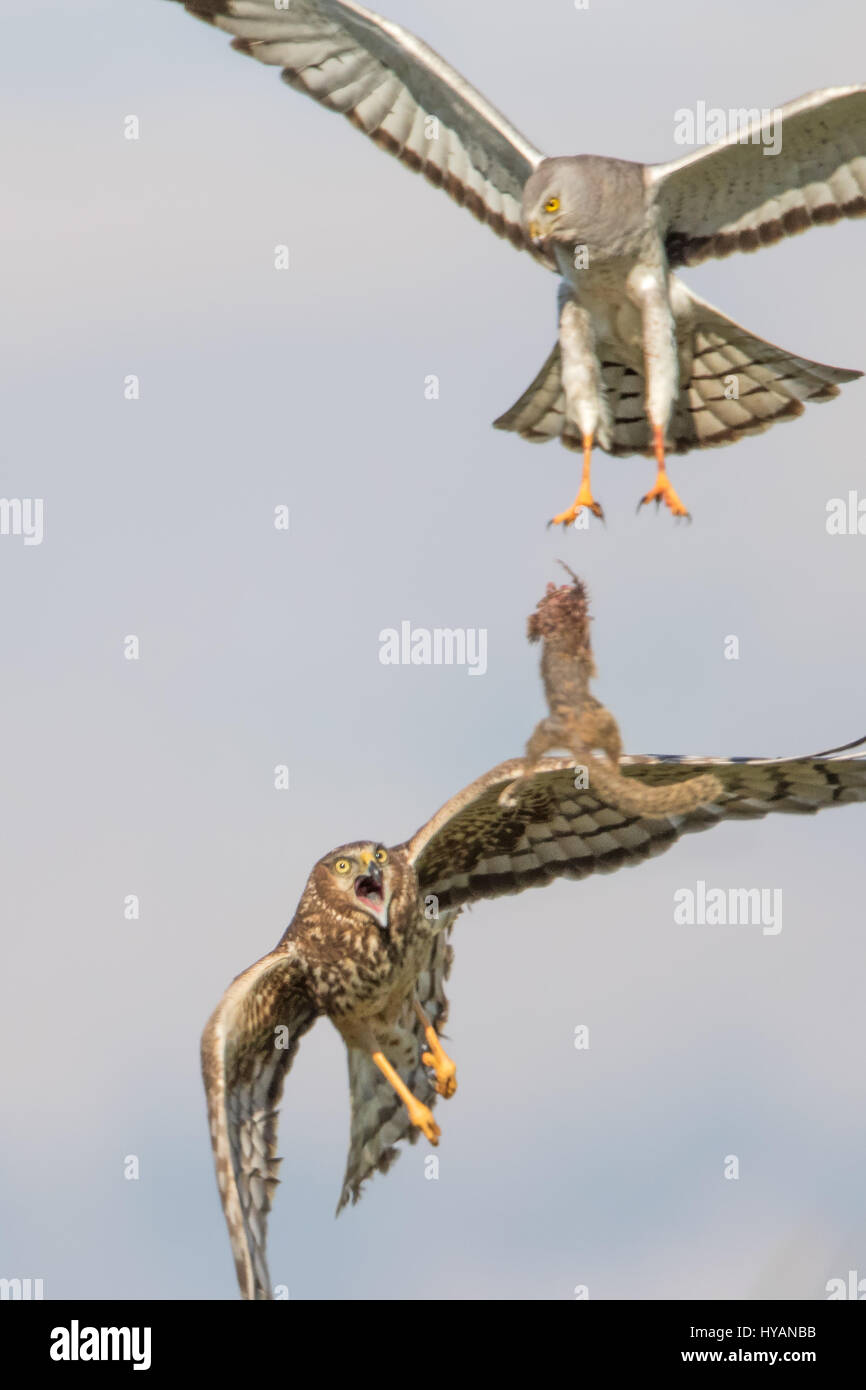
left=203, top=574, right=866, bottom=1298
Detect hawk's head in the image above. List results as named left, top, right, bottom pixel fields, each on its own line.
left=311, top=842, right=404, bottom=930
left=521, top=155, right=647, bottom=262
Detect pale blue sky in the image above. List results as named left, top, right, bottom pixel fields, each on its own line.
left=1, top=0, right=864, bottom=1299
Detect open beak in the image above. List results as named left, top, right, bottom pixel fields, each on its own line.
left=354, top=858, right=389, bottom=927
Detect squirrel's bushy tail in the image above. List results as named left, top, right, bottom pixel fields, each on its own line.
left=588, top=759, right=723, bottom=817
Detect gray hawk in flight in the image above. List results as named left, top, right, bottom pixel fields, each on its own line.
left=167, top=0, right=866, bottom=522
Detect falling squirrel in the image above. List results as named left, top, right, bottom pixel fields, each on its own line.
left=501, top=567, right=723, bottom=815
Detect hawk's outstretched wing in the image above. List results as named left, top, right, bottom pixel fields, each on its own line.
left=650, top=86, right=866, bottom=268
left=201, top=943, right=319, bottom=1300
left=337, top=922, right=454, bottom=1213
left=405, top=738, right=866, bottom=910
left=170, top=0, right=545, bottom=253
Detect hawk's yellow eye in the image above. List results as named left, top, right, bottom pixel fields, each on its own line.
left=544, top=196, right=560, bottom=214
left=374, top=848, right=388, bottom=864
left=335, top=859, right=352, bottom=875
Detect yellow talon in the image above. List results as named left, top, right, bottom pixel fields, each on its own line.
left=639, top=470, right=690, bottom=517
left=415, top=1001, right=458, bottom=1099
left=549, top=435, right=604, bottom=527
left=422, top=1050, right=458, bottom=1099
left=406, top=1097, right=441, bottom=1144
left=639, top=425, right=690, bottom=518
left=371, top=1048, right=442, bottom=1144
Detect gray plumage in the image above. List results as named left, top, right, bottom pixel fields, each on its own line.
left=168, top=1, right=866, bottom=516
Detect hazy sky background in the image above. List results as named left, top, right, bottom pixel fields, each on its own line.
left=2, top=0, right=865, bottom=1300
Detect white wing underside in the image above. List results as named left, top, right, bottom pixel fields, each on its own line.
left=650, top=86, right=866, bottom=266
left=175, top=0, right=545, bottom=252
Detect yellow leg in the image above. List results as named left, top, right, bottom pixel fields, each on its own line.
left=638, top=425, right=690, bottom=517
left=548, top=435, right=604, bottom=528
left=414, top=1001, right=458, bottom=1099
left=371, top=1050, right=441, bottom=1144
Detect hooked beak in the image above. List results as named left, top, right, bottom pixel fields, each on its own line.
left=354, top=857, right=389, bottom=927
left=528, top=220, right=549, bottom=251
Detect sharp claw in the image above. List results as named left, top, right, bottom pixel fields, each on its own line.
left=548, top=498, right=603, bottom=529
left=638, top=478, right=689, bottom=519
left=409, top=1103, right=441, bottom=1144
